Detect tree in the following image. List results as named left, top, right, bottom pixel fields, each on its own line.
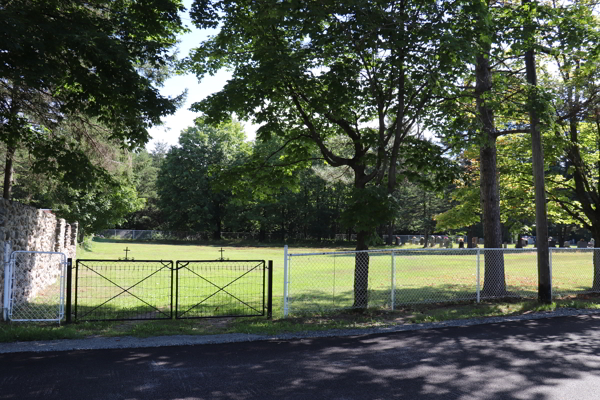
left=0, top=0, right=186, bottom=198
left=0, top=127, right=145, bottom=236
left=394, top=180, right=453, bottom=247
left=157, top=120, right=249, bottom=239
left=188, top=0, right=462, bottom=307
left=122, top=148, right=164, bottom=230
left=431, top=1, right=523, bottom=296
left=534, top=0, right=600, bottom=291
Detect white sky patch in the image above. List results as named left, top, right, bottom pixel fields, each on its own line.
left=148, top=0, right=259, bottom=151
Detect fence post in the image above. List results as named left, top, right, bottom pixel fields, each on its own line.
left=3, top=241, right=11, bottom=321
left=267, top=260, right=273, bottom=319
left=74, top=259, right=79, bottom=321
left=391, top=250, right=396, bottom=311
left=476, top=248, right=481, bottom=303
left=283, top=245, right=289, bottom=318
left=549, top=248, right=553, bottom=299
left=65, top=258, right=72, bottom=323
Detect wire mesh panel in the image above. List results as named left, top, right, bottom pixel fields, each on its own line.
left=176, top=260, right=265, bottom=318
left=286, top=249, right=480, bottom=314
left=394, top=249, right=479, bottom=304
left=479, top=249, right=539, bottom=300
left=8, top=251, right=67, bottom=322
left=286, top=249, right=396, bottom=314
left=551, top=248, right=600, bottom=298
left=75, top=260, right=173, bottom=321
left=284, top=247, right=600, bottom=316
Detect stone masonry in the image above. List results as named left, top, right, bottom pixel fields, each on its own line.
left=0, top=198, right=78, bottom=312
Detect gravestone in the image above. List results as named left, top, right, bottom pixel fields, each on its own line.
left=395, top=236, right=400, bottom=246
left=419, top=237, right=424, bottom=245
left=549, top=240, right=556, bottom=248
left=577, top=239, right=588, bottom=249
left=503, top=242, right=508, bottom=249
left=471, top=237, right=478, bottom=248
left=590, top=239, right=596, bottom=248
left=458, top=241, right=464, bottom=249
left=563, top=241, right=571, bottom=248
left=478, top=238, right=484, bottom=245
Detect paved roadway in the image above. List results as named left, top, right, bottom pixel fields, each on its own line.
left=2, top=314, right=600, bottom=400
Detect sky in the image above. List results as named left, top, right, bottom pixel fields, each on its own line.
left=146, top=1, right=258, bottom=151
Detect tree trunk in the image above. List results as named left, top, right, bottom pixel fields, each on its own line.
left=524, top=0, right=551, bottom=303
left=516, top=233, right=523, bottom=248
left=213, top=218, right=222, bottom=240
left=352, top=169, right=371, bottom=309
left=386, top=222, right=394, bottom=245
left=475, top=49, right=506, bottom=297
left=3, top=146, right=15, bottom=200
left=592, top=228, right=600, bottom=291
left=353, top=230, right=370, bottom=308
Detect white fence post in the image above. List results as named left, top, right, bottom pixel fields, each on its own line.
left=3, top=241, right=11, bottom=321
left=476, top=248, right=481, bottom=303
left=391, top=250, right=396, bottom=310
left=283, top=245, right=289, bottom=318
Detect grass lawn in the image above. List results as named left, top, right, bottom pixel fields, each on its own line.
left=2, top=239, right=599, bottom=342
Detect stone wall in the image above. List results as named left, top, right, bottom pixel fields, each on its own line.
left=0, top=198, right=78, bottom=313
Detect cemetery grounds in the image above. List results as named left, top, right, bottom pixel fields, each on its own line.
left=2, top=239, right=600, bottom=342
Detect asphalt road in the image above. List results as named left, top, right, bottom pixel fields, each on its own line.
left=2, top=314, right=600, bottom=400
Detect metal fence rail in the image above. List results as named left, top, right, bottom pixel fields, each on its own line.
left=283, top=247, right=600, bottom=316
left=175, top=260, right=267, bottom=319
left=74, top=259, right=174, bottom=321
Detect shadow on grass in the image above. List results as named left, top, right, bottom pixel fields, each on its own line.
left=286, top=284, right=545, bottom=315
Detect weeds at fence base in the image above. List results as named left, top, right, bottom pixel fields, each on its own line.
left=3, top=295, right=600, bottom=343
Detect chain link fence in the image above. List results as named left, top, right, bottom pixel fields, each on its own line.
left=7, top=251, right=67, bottom=322
left=283, top=247, right=600, bottom=316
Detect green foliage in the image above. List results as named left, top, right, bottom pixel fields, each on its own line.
left=157, top=120, right=249, bottom=237
left=186, top=0, right=468, bottom=247
left=1, top=0, right=187, bottom=198
left=51, top=178, right=144, bottom=235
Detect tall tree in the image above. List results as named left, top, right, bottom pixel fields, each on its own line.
left=0, top=0, right=186, bottom=198
left=157, top=120, right=249, bottom=239
left=536, top=0, right=600, bottom=290
left=433, top=1, right=532, bottom=296
left=522, top=0, right=550, bottom=302
left=188, top=0, right=462, bottom=307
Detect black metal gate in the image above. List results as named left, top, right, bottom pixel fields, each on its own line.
left=175, top=260, right=271, bottom=319
left=70, top=259, right=272, bottom=322
left=74, top=259, right=173, bottom=321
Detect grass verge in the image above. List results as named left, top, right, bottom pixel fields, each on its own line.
left=2, top=296, right=600, bottom=343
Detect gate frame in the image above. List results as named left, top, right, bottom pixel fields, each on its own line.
left=74, top=259, right=174, bottom=322
left=5, top=249, right=68, bottom=323
left=175, top=259, right=272, bottom=319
